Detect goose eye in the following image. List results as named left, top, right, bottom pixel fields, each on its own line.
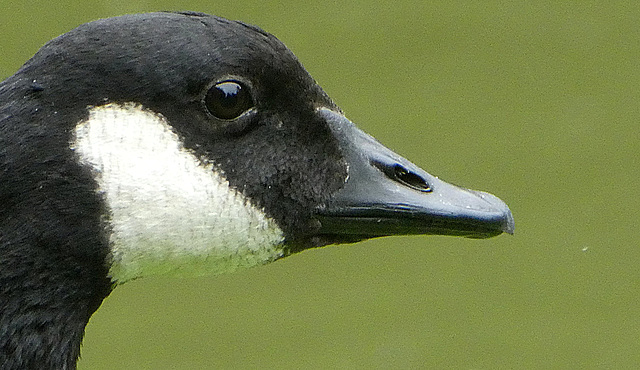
left=204, top=81, right=254, bottom=120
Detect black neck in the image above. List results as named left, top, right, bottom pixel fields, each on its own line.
left=1, top=301, right=94, bottom=369
left=0, top=260, right=112, bottom=369
left=0, top=91, right=114, bottom=368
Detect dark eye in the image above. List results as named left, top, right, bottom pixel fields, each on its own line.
left=204, top=80, right=254, bottom=120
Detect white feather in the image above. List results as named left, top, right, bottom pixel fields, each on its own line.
left=71, top=103, right=285, bottom=283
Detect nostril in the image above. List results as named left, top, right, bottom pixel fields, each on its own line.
left=392, top=164, right=432, bottom=192
left=371, top=161, right=432, bottom=192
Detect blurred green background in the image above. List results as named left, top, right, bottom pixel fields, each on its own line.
left=2, top=1, right=638, bottom=368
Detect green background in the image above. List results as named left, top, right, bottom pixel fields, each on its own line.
left=2, top=1, right=638, bottom=368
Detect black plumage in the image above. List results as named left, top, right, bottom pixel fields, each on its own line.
left=0, top=12, right=513, bottom=369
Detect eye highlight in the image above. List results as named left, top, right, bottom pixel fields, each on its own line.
left=204, top=80, right=254, bottom=120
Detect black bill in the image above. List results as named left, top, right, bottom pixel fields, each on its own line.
left=314, top=108, right=514, bottom=241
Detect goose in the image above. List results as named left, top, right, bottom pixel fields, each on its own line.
left=0, top=11, right=514, bottom=369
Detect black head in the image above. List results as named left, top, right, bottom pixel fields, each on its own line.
left=0, top=12, right=513, bottom=368
left=5, top=12, right=350, bottom=249
left=3, top=11, right=513, bottom=254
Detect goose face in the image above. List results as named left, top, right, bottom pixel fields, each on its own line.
left=0, top=11, right=513, bottom=369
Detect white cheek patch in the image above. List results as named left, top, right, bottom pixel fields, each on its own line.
left=71, top=103, right=285, bottom=283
